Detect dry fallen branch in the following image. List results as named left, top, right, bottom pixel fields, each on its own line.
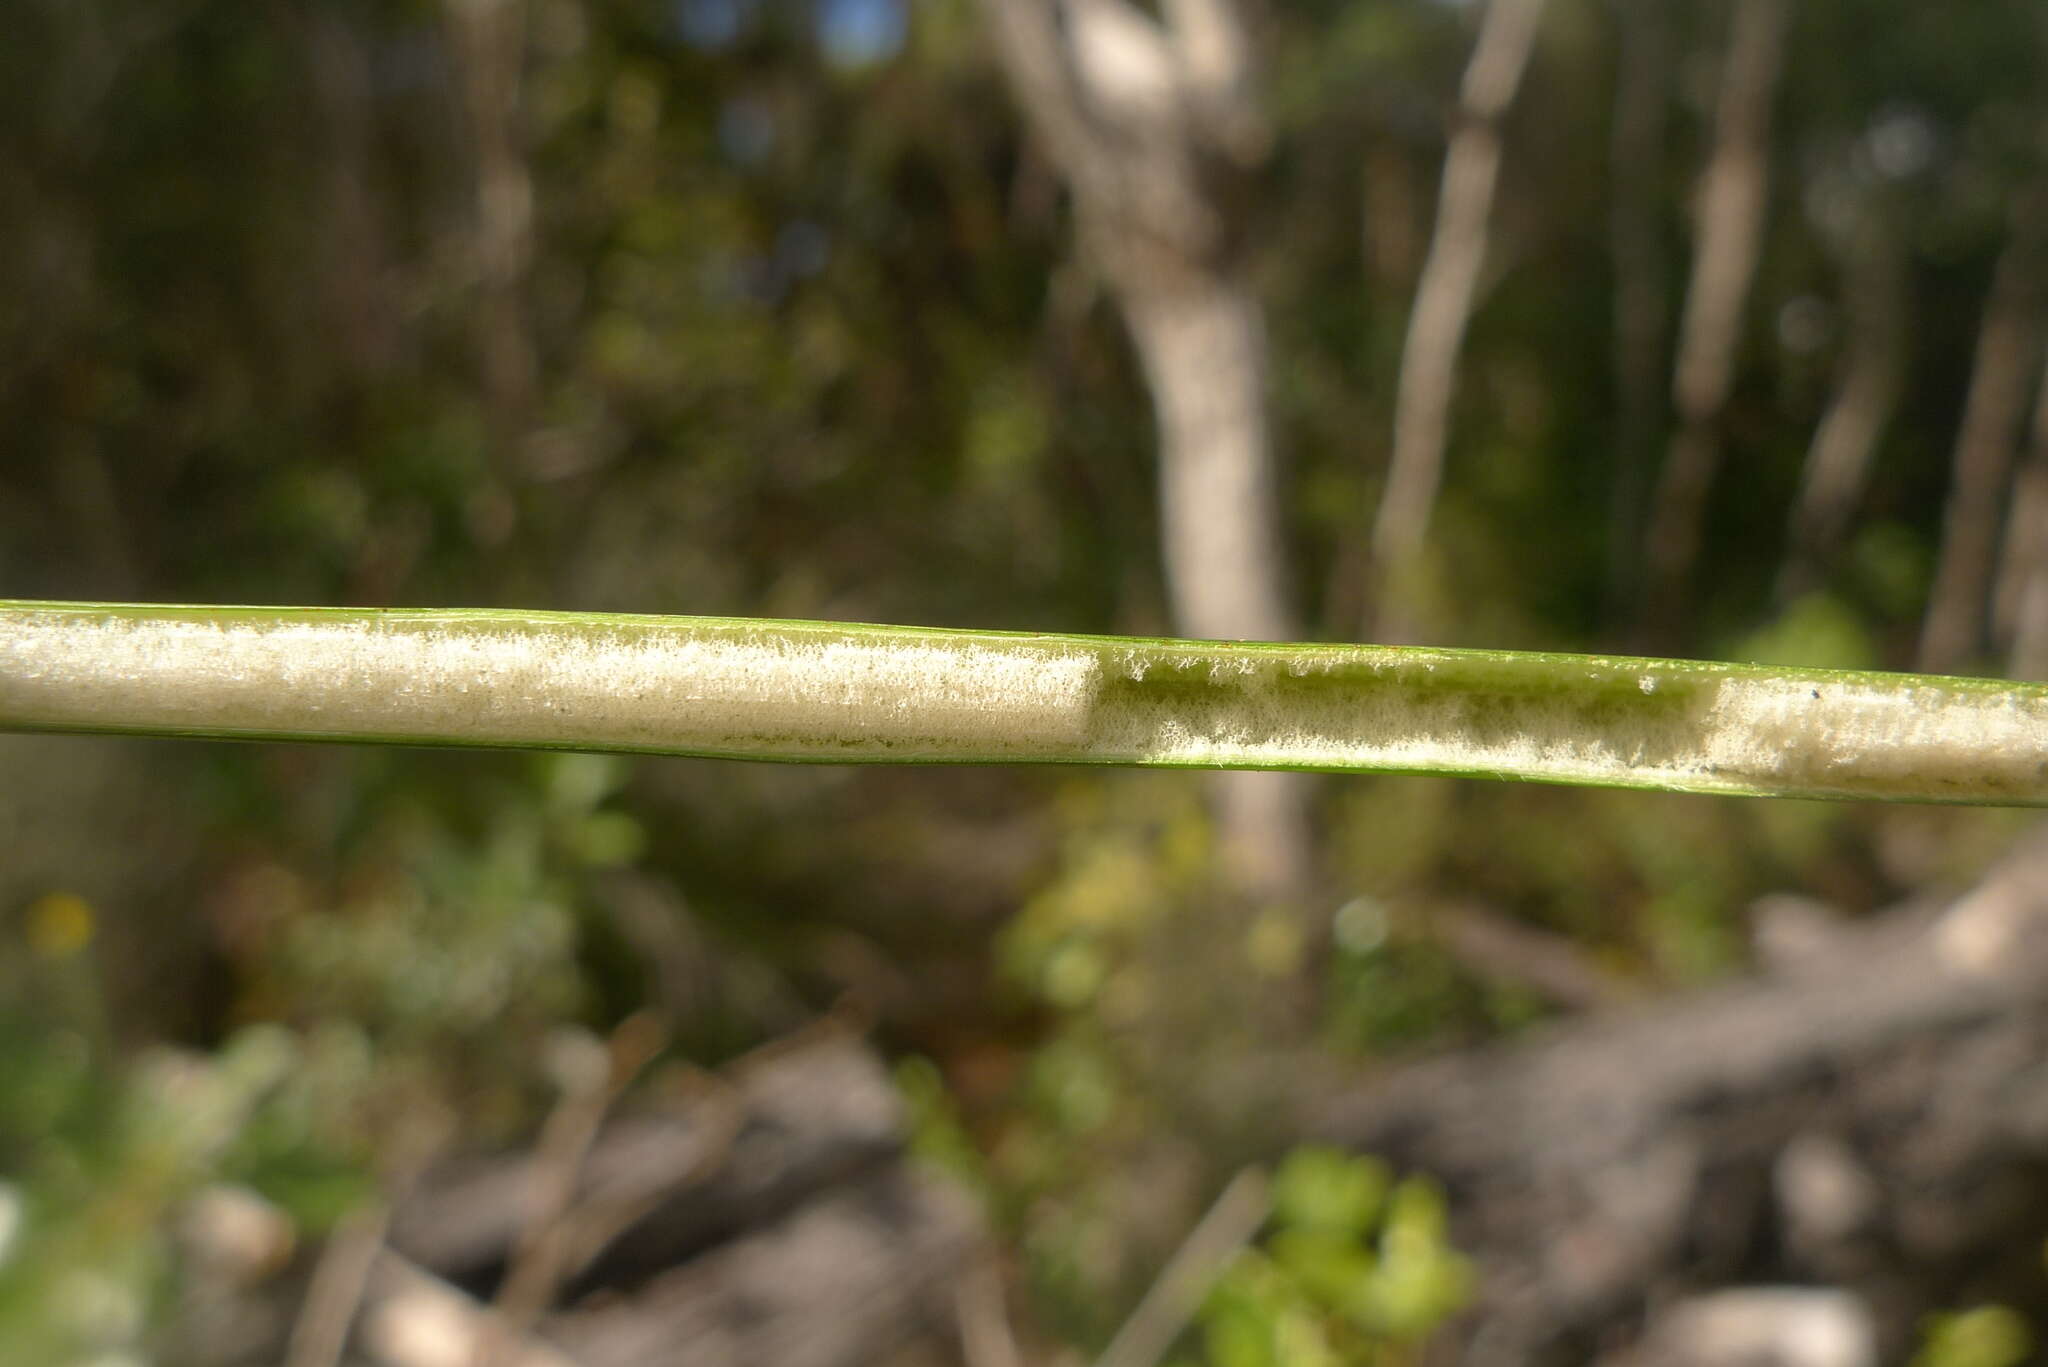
left=193, top=1030, right=983, bottom=1367
left=1303, top=828, right=2048, bottom=1364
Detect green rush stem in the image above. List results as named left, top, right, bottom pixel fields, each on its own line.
left=4, top=600, right=2048, bottom=804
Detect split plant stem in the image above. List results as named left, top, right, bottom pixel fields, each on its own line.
left=4, top=600, right=2048, bottom=804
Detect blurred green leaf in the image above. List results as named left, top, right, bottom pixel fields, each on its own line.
left=1272, top=1146, right=1390, bottom=1238
left=1912, top=1305, right=2033, bottom=1367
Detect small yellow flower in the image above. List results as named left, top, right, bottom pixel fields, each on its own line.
left=25, top=891, right=95, bottom=958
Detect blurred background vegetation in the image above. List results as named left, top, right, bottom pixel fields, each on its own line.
left=6, top=0, right=2048, bottom=1363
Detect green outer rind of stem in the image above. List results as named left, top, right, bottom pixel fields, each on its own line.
left=3, top=600, right=2046, bottom=804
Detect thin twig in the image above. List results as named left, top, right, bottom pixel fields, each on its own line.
left=546, top=1058, right=747, bottom=1280
left=286, top=1116, right=448, bottom=1367
left=1437, top=900, right=1635, bottom=1011
left=284, top=1201, right=393, bottom=1367
left=1093, top=1166, right=1270, bottom=1367
left=956, top=1255, right=1025, bottom=1367
left=478, top=1014, right=667, bottom=1366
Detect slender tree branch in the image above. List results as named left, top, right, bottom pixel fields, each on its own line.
left=1919, top=187, right=2048, bottom=674
left=284, top=1202, right=393, bottom=1367
left=1369, top=0, right=1547, bottom=644
left=1637, top=0, right=1789, bottom=645
left=480, top=1015, right=665, bottom=1367
left=1094, top=1167, right=1269, bottom=1367
left=954, top=1255, right=1023, bottom=1367
left=6, top=601, right=2048, bottom=804
left=1779, top=201, right=1908, bottom=602
left=1436, top=899, right=1636, bottom=1011
left=1998, top=344, right=2048, bottom=677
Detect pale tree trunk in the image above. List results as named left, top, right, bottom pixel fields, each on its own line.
left=1778, top=203, right=1908, bottom=602
left=1604, top=0, right=1671, bottom=627
left=1636, top=0, right=1788, bottom=647
left=1126, top=279, right=1310, bottom=902
left=1368, top=0, right=1548, bottom=645
left=1123, top=283, right=1293, bottom=645
left=978, top=0, right=1315, bottom=906
left=1917, top=190, right=2048, bottom=675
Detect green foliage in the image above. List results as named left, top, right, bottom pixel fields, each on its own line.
left=242, top=755, right=639, bottom=1081
left=0, top=999, right=368, bottom=1365
left=1912, top=1305, right=2034, bottom=1367
left=1732, top=593, right=1878, bottom=673
left=895, top=1054, right=988, bottom=1195
left=986, top=776, right=1295, bottom=1345
left=1002, top=778, right=1216, bottom=1019
left=1324, top=914, right=1504, bottom=1050
left=1194, top=1148, right=1471, bottom=1367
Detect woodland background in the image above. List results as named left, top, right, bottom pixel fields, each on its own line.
left=8, top=0, right=2048, bottom=1364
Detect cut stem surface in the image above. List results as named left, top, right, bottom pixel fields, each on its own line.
left=3, top=600, right=2046, bottom=804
